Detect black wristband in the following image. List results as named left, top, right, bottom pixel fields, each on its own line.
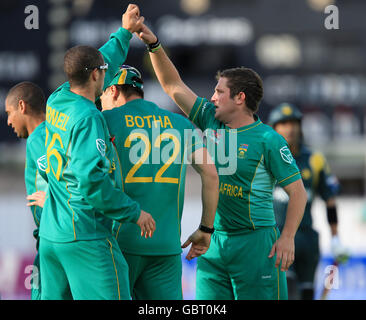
left=199, top=224, right=215, bottom=234
left=327, top=206, right=338, bottom=224
left=147, top=37, right=161, bottom=52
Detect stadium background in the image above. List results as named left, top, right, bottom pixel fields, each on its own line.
left=0, top=0, right=365, bottom=299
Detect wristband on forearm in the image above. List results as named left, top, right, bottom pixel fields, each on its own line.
left=327, top=206, right=338, bottom=224
left=147, top=38, right=161, bottom=53
left=199, top=224, right=215, bottom=234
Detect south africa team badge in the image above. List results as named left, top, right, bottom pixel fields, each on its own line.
left=238, top=144, right=249, bottom=159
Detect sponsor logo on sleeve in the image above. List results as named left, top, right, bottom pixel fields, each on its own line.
left=96, top=139, right=106, bottom=157
left=37, top=155, right=47, bottom=172
left=280, top=146, right=294, bottom=164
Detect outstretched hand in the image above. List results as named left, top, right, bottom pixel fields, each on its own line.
left=122, top=4, right=145, bottom=34
left=182, top=229, right=211, bottom=261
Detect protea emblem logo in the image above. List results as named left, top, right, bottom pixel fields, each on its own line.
left=280, top=146, right=294, bottom=164
left=37, top=155, right=47, bottom=172
left=96, top=139, right=106, bottom=157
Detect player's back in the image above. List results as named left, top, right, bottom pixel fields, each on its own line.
left=103, top=99, right=201, bottom=255
left=40, top=83, right=120, bottom=242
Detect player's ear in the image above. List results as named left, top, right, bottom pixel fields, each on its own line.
left=18, top=100, right=27, bottom=114
left=236, top=91, right=246, bottom=105
left=112, top=85, right=120, bottom=100
left=91, top=68, right=99, bottom=82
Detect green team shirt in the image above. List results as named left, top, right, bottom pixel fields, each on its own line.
left=25, top=121, right=48, bottom=231
left=273, top=145, right=339, bottom=231
left=39, top=28, right=141, bottom=242
left=189, top=97, right=301, bottom=231
left=103, top=99, right=204, bottom=255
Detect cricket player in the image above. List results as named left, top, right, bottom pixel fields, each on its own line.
left=5, top=81, right=47, bottom=300
left=268, top=102, right=348, bottom=300
left=100, top=65, right=219, bottom=300
left=134, top=22, right=307, bottom=300
left=38, top=5, right=155, bottom=300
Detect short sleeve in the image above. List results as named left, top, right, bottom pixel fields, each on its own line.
left=265, top=132, right=301, bottom=187
left=184, top=121, right=205, bottom=157
left=188, top=97, right=217, bottom=132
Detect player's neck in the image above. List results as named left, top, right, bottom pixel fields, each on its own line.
left=104, top=95, right=142, bottom=111
left=70, top=85, right=96, bottom=103
left=125, top=95, right=142, bottom=103
left=225, top=111, right=255, bottom=129
left=27, top=114, right=45, bottom=136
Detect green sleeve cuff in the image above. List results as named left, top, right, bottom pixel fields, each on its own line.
left=131, top=208, right=141, bottom=224
left=113, top=27, right=132, bottom=42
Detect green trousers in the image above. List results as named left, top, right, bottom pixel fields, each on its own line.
left=196, top=226, right=288, bottom=300
left=122, top=252, right=183, bottom=300
left=39, top=237, right=130, bottom=300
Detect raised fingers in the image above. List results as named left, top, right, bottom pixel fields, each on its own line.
left=126, top=4, right=140, bottom=16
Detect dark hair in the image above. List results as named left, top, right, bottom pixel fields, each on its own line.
left=114, top=84, right=144, bottom=99
left=6, top=81, right=46, bottom=115
left=64, top=45, right=104, bottom=87
left=216, top=67, right=263, bottom=113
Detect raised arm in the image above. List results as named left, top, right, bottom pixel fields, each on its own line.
left=100, top=4, right=144, bottom=88
left=182, top=147, right=218, bottom=260
left=51, top=5, right=144, bottom=96
left=136, top=23, right=197, bottom=116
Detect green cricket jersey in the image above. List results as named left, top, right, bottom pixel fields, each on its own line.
left=25, top=121, right=48, bottom=230
left=39, top=28, right=141, bottom=242
left=189, top=97, right=301, bottom=231
left=273, top=145, right=339, bottom=231
left=103, top=99, right=204, bottom=255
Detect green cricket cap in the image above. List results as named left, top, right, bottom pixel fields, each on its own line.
left=107, top=65, right=143, bottom=89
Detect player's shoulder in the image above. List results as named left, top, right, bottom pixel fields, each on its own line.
left=191, top=97, right=215, bottom=118
left=167, top=110, right=193, bottom=128
left=69, top=106, right=104, bottom=133
left=27, top=122, right=46, bottom=147
left=48, top=84, right=97, bottom=120
left=146, top=100, right=194, bottom=129
left=260, top=122, right=286, bottom=142
left=102, top=106, right=120, bottom=121
left=47, top=82, right=69, bottom=103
